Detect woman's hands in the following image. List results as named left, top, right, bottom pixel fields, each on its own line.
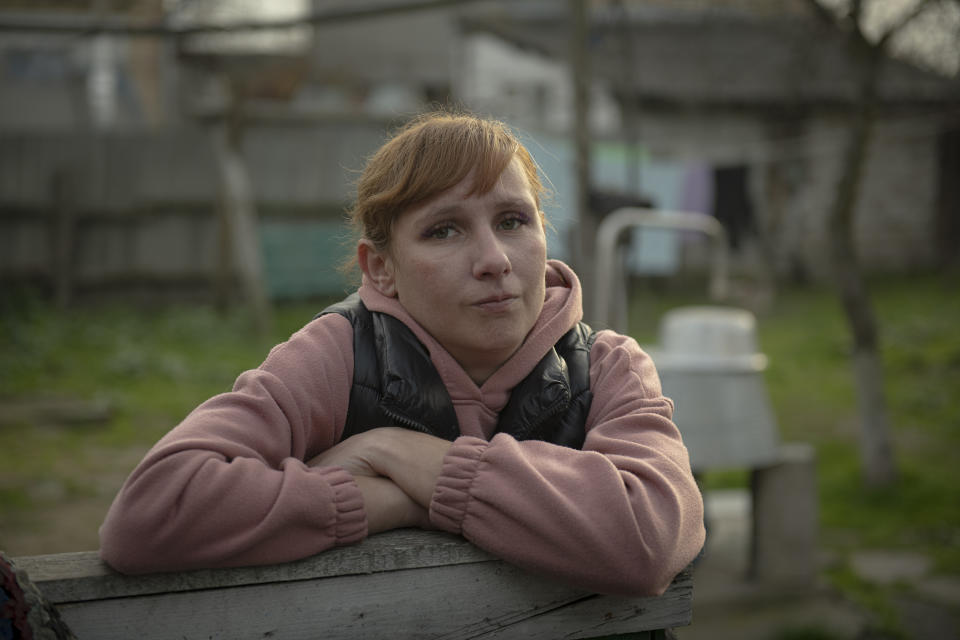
left=308, top=430, right=381, bottom=479
left=352, top=476, right=431, bottom=533
left=308, top=427, right=453, bottom=532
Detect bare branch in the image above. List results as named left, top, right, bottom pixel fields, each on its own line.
left=848, top=0, right=871, bottom=42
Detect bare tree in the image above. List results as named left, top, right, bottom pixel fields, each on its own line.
left=805, top=0, right=958, bottom=487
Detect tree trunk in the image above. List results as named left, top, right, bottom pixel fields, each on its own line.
left=212, top=77, right=273, bottom=338
left=826, top=45, right=897, bottom=488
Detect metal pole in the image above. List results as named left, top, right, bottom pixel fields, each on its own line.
left=570, top=0, right=596, bottom=321
left=593, top=208, right=730, bottom=331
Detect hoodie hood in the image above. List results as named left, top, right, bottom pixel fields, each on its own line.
left=358, top=260, right=583, bottom=436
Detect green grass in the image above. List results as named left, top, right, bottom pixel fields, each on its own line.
left=0, top=294, right=340, bottom=523
left=1, top=274, right=958, bottom=634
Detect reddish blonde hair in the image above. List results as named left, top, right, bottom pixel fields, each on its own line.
left=348, top=111, right=545, bottom=254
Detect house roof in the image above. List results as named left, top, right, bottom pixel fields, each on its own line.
left=461, top=0, right=960, bottom=108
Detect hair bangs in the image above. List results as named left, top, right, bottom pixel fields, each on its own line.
left=346, top=110, right=545, bottom=264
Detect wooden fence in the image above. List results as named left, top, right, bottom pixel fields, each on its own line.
left=0, top=125, right=383, bottom=300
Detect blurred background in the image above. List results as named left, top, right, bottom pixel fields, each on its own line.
left=0, top=1, right=958, bottom=638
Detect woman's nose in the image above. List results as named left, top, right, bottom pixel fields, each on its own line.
left=471, top=229, right=511, bottom=278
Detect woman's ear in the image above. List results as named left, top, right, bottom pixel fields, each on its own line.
left=357, top=240, right=398, bottom=297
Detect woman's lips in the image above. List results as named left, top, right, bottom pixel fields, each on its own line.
left=473, top=295, right=517, bottom=312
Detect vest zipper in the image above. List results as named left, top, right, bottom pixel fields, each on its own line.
left=380, top=406, right=436, bottom=437
left=512, top=397, right=571, bottom=441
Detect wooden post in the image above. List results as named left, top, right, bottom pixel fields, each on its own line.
left=750, top=443, right=818, bottom=586
left=50, top=170, right=77, bottom=308
left=213, top=180, right=234, bottom=313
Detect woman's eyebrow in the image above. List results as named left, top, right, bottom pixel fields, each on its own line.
left=493, top=198, right=536, bottom=211
left=417, top=203, right=465, bottom=222
left=417, top=197, right=535, bottom=222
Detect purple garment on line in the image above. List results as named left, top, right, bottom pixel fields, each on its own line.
left=678, top=162, right=714, bottom=216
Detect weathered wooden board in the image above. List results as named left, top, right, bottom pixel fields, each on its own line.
left=54, top=563, right=691, bottom=640
left=14, top=530, right=692, bottom=640
left=16, top=530, right=491, bottom=603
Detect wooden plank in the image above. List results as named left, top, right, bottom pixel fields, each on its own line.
left=53, top=561, right=691, bottom=640
left=15, top=531, right=692, bottom=639
left=469, top=571, right=692, bottom=640
left=15, top=530, right=492, bottom=603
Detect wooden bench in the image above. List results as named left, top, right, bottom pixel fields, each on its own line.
left=12, top=530, right=692, bottom=639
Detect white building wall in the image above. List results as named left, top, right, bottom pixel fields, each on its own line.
left=459, top=33, right=621, bottom=136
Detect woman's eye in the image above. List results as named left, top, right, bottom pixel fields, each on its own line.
left=426, top=224, right=455, bottom=239
left=499, top=216, right=526, bottom=231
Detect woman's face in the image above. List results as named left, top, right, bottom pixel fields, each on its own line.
left=364, top=156, right=547, bottom=385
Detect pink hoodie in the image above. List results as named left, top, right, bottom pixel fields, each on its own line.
left=99, top=260, right=704, bottom=596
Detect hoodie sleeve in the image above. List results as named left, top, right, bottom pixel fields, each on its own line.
left=98, top=314, right=367, bottom=574
left=428, top=329, right=705, bottom=597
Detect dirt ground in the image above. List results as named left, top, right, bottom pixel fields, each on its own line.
left=1, top=497, right=111, bottom=557
left=0, top=443, right=146, bottom=558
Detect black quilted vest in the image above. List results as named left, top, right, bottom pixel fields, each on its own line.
left=318, top=293, right=597, bottom=448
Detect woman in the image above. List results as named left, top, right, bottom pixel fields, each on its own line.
left=99, top=112, right=705, bottom=597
